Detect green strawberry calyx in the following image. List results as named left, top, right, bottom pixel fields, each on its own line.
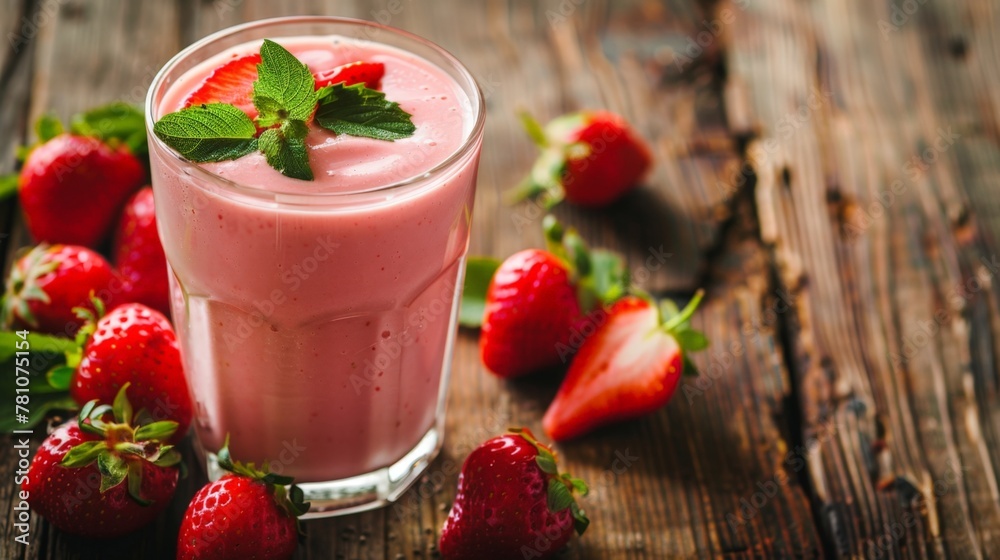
left=506, top=112, right=590, bottom=209
left=509, top=427, right=590, bottom=535
left=542, top=215, right=627, bottom=314
left=62, top=383, right=181, bottom=505
left=216, top=434, right=311, bottom=523
left=0, top=244, right=60, bottom=329
left=654, top=289, right=709, bottom=376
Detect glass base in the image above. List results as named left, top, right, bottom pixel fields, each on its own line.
left=205, top=425, right=442, bottom=518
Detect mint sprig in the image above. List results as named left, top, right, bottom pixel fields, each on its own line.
left=315, top=83, right=416, bottom=141
left=152, top=38, right=417, bottom=181
left=253, top=39, right=317, bottom=126
left=152, top=103, right=258, bottom=162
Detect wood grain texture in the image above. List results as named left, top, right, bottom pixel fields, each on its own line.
left=723, top=0, right=1000, bottom=556
left=3, top=0, right=998, bottom=558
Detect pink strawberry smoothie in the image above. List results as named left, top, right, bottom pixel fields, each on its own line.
left=149, top=35, right=481, bottom=483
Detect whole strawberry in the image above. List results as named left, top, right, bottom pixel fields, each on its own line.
left=480, top=216, right=626, bottom=378
left=510, top=110, right=652, bottom=208
left=543, top=291, right=707, bottom=441
left=440, top=428, right=589, bottom=559
left=1, top=244, right=121, bottom=335
left=114, top=187, right=170, bottom=316
left=19, top=134, right=145, bottom=246
left=72, top=303, right=192, bottom=441
left=21, top=384, right=182, bottom=538
left=177, top=437, right=308, bottom=560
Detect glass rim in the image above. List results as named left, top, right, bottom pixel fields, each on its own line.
left=144, top=15, right=486, bottom=202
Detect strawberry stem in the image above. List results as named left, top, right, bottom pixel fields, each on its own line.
left=518, top=111, right=549, bottom=148
left=662, top=289, right=705, bottom=332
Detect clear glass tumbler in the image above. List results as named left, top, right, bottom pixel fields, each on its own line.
left=145, top=16, right=484, bottom=517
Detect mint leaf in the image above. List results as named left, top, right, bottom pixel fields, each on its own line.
left=259, top=122, right=313, bottom=181
left=459, top=257, right=501, bottom=328
left=153, top=103, right=258, bottom=162
left=71, top=103, right=147, bottom=157
left=316, top=83, right=415, bottom=141
left=253, top=39, right=316, bottom=123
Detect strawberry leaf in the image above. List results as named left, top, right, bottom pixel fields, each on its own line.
left=153, top=103, right=259, bottom=162
left=570, top=502, right=590, bottom=535
left=0, top=174, right=18, bottom=203
left=682, top=354, right=700, bottom=377
left=46, top=365, right=74, bottom=391
left=547, top=478, right=575, bottom=512
left=674, top=328, right=709, bottom=352
left=315, top=82, right=416, bottom=141
left=535, top=453, right=558, bottom=475
left=127, top=459, right=151, bottom=505
left=97, top=452, right=128, bottom=492
left=35, top=114, right=63, bottom=142
left=70, top=103, right=147, bottom=157
left=253, top=39, right=317, bottom=123
left=112, top=383, right=133, bottom=424
left=459, top=257, right=501, bottom=328
left=134, top=420, right=179, bottom=442
left=60, top=441, right=104, bottom=467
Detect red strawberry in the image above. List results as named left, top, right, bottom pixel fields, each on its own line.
left=510, top=110, right=653, bottom=207
left=543, top=291, right=707, bottom=441
left=313, top=61, right=385, bottom=89
left=113, top=187, right=170, bottom=316
left=72, top=303, right=192, bottom=442
left=19, top=134, right=146, bottom=246
left=1, top=244, right=121, bottom=335
left=439, top=428, right=589, bottom=560
left=479, top=216, right=627, bottom=378
left=183, top=54, right=261, bottom=119
left=177, top=438, right=308, bottom=560
left=21, top=384, right=182, bottom=538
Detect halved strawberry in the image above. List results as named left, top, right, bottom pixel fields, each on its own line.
left=542, top=291, right=707, bottom=441
left=183, top=54, right=261, bottom=118
left=314, top=61, right=385, bottom=89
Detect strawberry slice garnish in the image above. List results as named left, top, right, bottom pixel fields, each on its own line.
left=313, top=61, right=385, bottom=89
left=543, top=291, right=707, bottom=441
left=183, top=56, right=385, bottom=123
left=183, top=54, right=261, bottom=118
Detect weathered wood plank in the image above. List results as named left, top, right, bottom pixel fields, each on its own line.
left=724, top=0, right=1000, bottom=556
left=1, top=0, right=827, bottom=558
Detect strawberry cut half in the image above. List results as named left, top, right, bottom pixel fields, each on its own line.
left=314, top=61, right=385, bottom=89
left=183, top=54, right=261, bottom=119
left=543, top=291, right=708, bottom=441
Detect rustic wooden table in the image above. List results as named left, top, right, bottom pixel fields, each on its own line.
left=2, top=0, right=1000, bottom=558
